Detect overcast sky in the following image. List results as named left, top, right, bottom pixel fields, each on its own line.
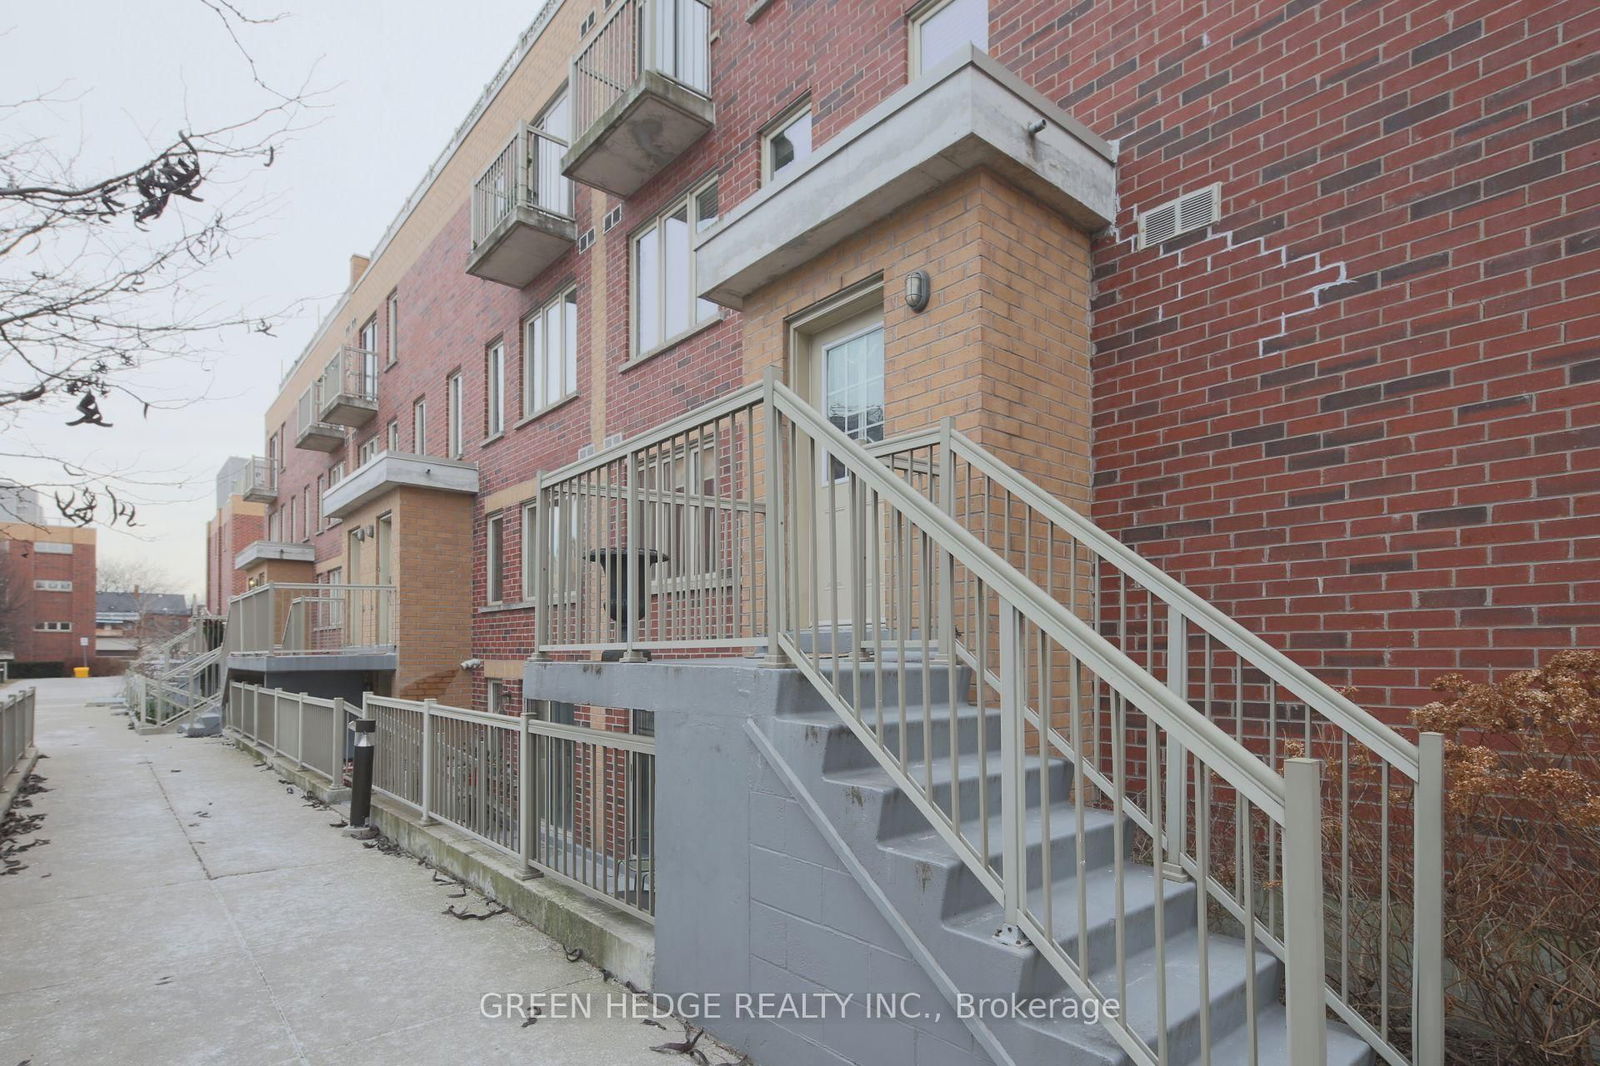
left=1, top=0, right=543, bottom=597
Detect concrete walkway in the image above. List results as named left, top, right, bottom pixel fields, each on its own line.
left=0, top=678, right=719, bottom=1066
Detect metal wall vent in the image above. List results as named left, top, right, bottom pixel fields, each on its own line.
left=1136, top=183, right=1221, bottom=249
left=602, top=206, right=623, bottom=232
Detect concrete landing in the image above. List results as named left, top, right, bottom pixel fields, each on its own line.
left=0, top=678, right=730, bottom=1066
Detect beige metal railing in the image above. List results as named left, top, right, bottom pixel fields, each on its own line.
left=871, top=422, right=1443, bottom=1066
left=317, top=345, right=378, bottom=416
left=126, top=645, right=224, bottom=728
left=471, top=125, right=574, bottom=248
left=226, top=682, right=355, bottom=782
left=226, top=583, right=396, bottom=656
left=571, top=0, right=711, bottom=137
left=226, top=687, right=656, bottom=920
left=1, top=687, right=35, bottom=793
left=529, top=373, right=1442, bottom=1065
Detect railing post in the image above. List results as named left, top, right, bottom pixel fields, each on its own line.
left=333, top=698, right=348, bottom=787
left=518, top=709, right=535, bottom=877
left=1283, top=756, right=1328, bottom=1066
left=995, top=602, right=1027, bottom=946
left=420, top=698, right=435, bottom=825
left=936, top=418, right=956, bottom=659
left=1414, top=732, right=1445, bottom=1066
left=1163, top=603, right=1190, bottom=881
left=760, top=368, right=789, bottom=667
left=297, top=692, right=307, bottom=767
left=622, top=448, right=646, bottom=662
left=531, top=475, right=550, bottom=660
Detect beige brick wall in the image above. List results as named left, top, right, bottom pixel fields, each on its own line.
left=740, top=168, right=1094, bottom=516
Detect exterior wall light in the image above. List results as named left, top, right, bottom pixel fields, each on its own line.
left=905, top=270, right=931, bottom=313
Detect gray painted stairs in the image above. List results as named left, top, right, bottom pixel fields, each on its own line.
left=759, top=644, right=1375, bottom=1066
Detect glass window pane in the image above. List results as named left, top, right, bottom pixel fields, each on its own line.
left=917, top=0, right=988, bottom=73
left=769, top=111, right=812, bottom=181
left=636, top=227, right=660, bottom=352
left=564, top=290, right=578, bottom=398
left=664, top=207, right=690, bottom=339
left=544, top=303, right=562, bottom=407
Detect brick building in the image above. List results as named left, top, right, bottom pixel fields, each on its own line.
left=1, top=487, right=97, bottom=673
left=204, top=457, right=271, bottom=615
left=198, top=4, right=1596, bottom=1061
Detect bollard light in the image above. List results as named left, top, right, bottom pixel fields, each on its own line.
left=348, top=717, right=377, bottom=834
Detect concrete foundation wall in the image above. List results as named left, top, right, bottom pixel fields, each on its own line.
left=525, top=659, right=993, bottom=1066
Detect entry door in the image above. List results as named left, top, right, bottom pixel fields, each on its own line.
left=375, top=513, right=394, bottom=644
left=805, top=314, right=885, bottom=626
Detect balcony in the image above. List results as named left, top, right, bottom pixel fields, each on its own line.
left=563, top=0, right=713, bottom=198
left=323, top=451, right=479, bottom=520
left=233, top=540, right=315, bottom=570
left=316, top=345, right=379, bottom=428
left=467, top=126, right=577, bottom=288
left=238, top=456, right=277, bottom=503
left=226, top=582, right=396, bottom=663
left=294, top=385, right=345, bottom=452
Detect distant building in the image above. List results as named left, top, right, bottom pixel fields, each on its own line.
left=1, top=485, right=97, bottom=673
left=95, top=590, right=194, bottom=659
left=204, top=457, right=270, bottom=615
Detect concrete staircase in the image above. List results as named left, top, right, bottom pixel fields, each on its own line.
left=758, top=640, right=1375, bottom=1066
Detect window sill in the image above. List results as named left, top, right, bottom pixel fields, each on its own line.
left=384, top=359, right=399, bottom=373
left=514, top=392, right=581, bottom=430
left=621, top=316, right=723, bottom=373
left=478, top=600, right=536, bottom=615
left=480, top=432, right=506, bottom=448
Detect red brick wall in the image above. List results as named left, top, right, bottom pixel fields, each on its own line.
left=206, top=502, right=265, bottom=615
left=249, top=0, right=1600, bottom=717
left=1, top=528, right=97, bottom=667
left=988, top=0, right=1600, bottom=716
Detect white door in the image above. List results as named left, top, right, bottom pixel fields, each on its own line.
left=804, top=315, right=885, bottom=626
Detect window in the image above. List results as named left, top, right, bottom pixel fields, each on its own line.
left=532, top=89, right=574, bottom=217
left=527, top=699, right=578, bottom=725
left=34, top=621, right=72, bottom=632
left=385, top=290, right=399, bottom=365
left=524, top=288, right=579, bottom=417
left=762, top=102, right=813, bottom=184
left=646, top=439, right=721, bottom=584
left=486, top=679, right=517, bottom=716
left=269, top=506, right=282, bottom=541
left=33, top=579, right=72, bottom=592
left=316, top=475, right=325, bottom=529
left=632, top=180, right=719, bottom=357
left=486, top=340, right=505, bottom=438
left=329, top=461, right=346, bottom=487
left=302, top=487, right=311, bottom=540
left=358, top=436, right=379, bottom=466
left=386, top=419, right=400, bottom=453
left=911, top=0, right=987, bottom=75
left=286, top=496, right=297, bottom=542
left=358, top=315, right=379, bottom=395
left=521, top=502, right=538, bottom=601
left=486, top=513, right=506, bottom=604
left=447, top=373, right=464, bottom=458
left=412, top=398, right=428, bottom=454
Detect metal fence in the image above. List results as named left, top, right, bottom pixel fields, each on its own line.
left=227, top=583, right=397, bottom=656
left=572, top=0, right=710, bottom=137
left=229, top=685, right=656, bottom=921
left=471, top=126, right=574, bottom=248
left=317, top=345, right=379, bottom=417
left=1, top=687, right=36, bottom=791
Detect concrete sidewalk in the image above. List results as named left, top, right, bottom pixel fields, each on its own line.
left=0, top=678, right=719, bottom=1066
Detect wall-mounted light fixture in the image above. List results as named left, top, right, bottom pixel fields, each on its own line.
left=905, top=270, right=931, bottom=313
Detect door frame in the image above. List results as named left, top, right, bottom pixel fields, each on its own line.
left=785, top=278, right=886, bottom=629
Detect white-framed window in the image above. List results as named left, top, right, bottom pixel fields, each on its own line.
left=386, top=419, right=400, bottom=453
left=531, top=88, right=574, bottom=217
left=762, top=101, right=813, bottom=184
left=33, top=579, right=72, bottom=592
left=447, top=373, right=464, bottom=458
left=631, top=179, right=719, bottom=358
left=34, top=542, right=73, bottom=555
left=358, top=315, right=379, bottom=395
left=34, top=621, right=72, bottom=632
left=329, top=461, right=346, bottom=487
left=316, top=475, right=325, bottom=529
left=486, top=513, right=506, bottom=604
left=385, top=290, right=400, bottom=365
left=520, top=501, right=538, bottom=601
left=910, top=0, right=987, bottom=75
left=486, top=678, right=505, bottom=715
left=302, top=487, right=311, bottom=540
left=286, top=496, right=297, bottom=541
left=359, top=315, right=378, bottom=353
left=485, top=340, right=505, bottom=438
left=524, top=287, right=579, bottom=418
left=358, top=436, right=379, bottom=466
left=413, top=397, right=428, bottom=454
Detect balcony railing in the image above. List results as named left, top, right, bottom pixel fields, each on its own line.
left=317, top=346, right=379, bottom=428
left=467, top=126, right=577, bottom=287
left=565, top=0, right=713, bottom=196
left=295, top=385, right=345, bottom=452
left=233, top=456, right=277, bottom=503
left=226, top=583, right=397, bottom=656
